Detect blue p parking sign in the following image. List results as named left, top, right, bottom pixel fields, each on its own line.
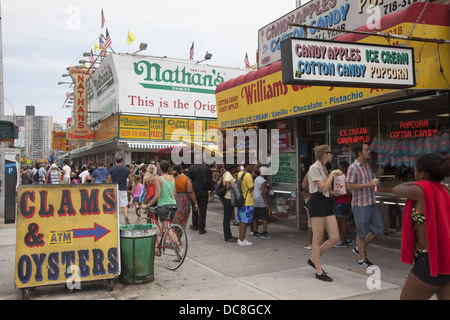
left=5, top=163, right=16, bottom=175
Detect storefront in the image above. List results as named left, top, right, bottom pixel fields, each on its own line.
left=68, top=53, right=249, bottom=166
left=70, top=113, right=220, bottom=166
left=215, top=2, right=449, bottom=231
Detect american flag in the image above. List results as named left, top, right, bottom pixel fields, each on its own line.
left=104, top=28, right=112, bottom=49
left=99, top=35, right=105, bottom=49
left=245, top=52, right=250, bottom=69
left=66, top=92, right=74, bottom=100
left=189, top=42, right=194, bottom=60
left=99, top=36, right=107, bottom=57
left=89, top=49, right=95, bottom=63
left=101, top=8, right=105, bottom=28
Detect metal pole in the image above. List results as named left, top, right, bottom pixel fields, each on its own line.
left=288, top=23, right=450, bottom=45
left=0, top=1, right=6, bottom=221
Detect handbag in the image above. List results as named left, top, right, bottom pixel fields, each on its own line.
left=215, top=180, right=227, bottom=198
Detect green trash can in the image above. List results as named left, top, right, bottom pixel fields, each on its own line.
left=119, top=224, right=157, bottom=284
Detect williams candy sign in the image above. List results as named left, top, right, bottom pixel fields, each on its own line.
left=281, top=38, right=415, bottom=89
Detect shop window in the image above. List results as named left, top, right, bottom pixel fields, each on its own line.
left=330, top=93, right=449, bottom=193
left=329, top=93, right=449, bottom=235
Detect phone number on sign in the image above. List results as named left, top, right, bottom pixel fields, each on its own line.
left=383, top=0, right=421, bottom=15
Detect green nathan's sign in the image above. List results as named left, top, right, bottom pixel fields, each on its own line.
left=134, top=61, right=225, bottom=94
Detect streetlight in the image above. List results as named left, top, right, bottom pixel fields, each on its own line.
left=133, top=42, right=148, bottom=54
left=196, top=52, right=212, bottom=64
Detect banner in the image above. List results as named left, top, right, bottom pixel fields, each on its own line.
left=281, top=38, right=415, bottom=88
left=87, top=54, right=250, bottom=124
left=117, top=114, right=217, bottom=142
left=258, top=0, right=425, bottom=67
left=67, top=67, right=95, bottom=142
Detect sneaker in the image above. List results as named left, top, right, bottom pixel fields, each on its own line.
left=346, top=238, right=353, bottom=246
left=358, top=258, right=374, bottom=268
left=334, top=240, right=348, bottom=248
left=316, top=271, right=333, bottom=282
left=237, top=239, right=253, bottom=246
left=125, top=217, right=130, bottom=225
left=260, top=232, right=271, bottom=239
left=252, top=231, right=262, bottom=238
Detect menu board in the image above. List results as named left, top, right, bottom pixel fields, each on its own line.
left=272, top=153, right=296, bottom=184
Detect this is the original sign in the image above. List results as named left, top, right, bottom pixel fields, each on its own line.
left=281, top=38, right=415, bottom=89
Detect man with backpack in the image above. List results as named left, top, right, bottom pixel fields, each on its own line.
left=92, top=160, right=109, bottom=184
left=234, top=162, right=255, bottom=247
left=37, top=164, right=47, bottom=184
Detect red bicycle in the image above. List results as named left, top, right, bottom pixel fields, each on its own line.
left=136, top=205, right=187, bottom=270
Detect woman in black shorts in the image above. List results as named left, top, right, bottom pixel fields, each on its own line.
left=307, top=145, right=342, bottom=282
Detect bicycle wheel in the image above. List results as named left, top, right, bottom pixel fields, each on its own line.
left=161, top=224, right=187, bottom=270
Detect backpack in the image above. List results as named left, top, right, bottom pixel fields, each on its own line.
left=33, top=170, right=39, bottom=182
left=230, top=172, right=249, bottom=207
left=215, top=180, right=227, bottom=198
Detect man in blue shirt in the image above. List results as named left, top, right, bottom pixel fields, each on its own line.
left=107, top=156, right=133, bottom=224
left=92, top=161, right=109, bottom=183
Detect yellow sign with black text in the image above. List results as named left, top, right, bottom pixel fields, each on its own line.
left=15, top=184, right=120, bottom=289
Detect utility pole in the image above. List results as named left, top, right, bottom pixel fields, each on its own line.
left=0, top=1, right=5, bottom=221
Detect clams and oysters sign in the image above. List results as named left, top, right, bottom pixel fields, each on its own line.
left=281, top=38, right=415, bottom=89
left=15, top=184, right=120, bottom=289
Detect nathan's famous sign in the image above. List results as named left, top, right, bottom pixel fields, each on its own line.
left=67, top=67, right=94, bottom=142
left=281, top=38, right=415, bottom=89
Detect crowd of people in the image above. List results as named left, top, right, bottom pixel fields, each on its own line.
left=301, top=142, right=449, bottom=299
left=17, top=142, right=450, bottom=298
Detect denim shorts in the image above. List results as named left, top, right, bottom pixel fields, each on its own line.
left=352, top=205, right=384, bottom=238
left=157, top=205, right=175, bottom=222
left=237, top=206, right=254, bottom=224
left=334, top=202, right=350, bottom=218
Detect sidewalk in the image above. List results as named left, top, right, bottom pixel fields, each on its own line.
left=0, top=199, right=413, bottom=300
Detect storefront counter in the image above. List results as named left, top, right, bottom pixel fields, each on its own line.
left=375, top=193, right=406, bottom=237
left=269, top=187, right=297, bottom=224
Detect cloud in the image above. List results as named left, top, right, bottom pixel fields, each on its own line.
left=2, top=0, right=295, bottom=123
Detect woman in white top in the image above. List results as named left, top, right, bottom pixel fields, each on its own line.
left=307, top=145, right=342, bottom=282
left=47, top=164, right=61, bottom=184
left=221, top=164, right=238, bottom=242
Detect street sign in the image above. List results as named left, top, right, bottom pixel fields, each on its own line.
left=15, top=184, right=120, bottom=289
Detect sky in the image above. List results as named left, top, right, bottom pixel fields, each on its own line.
left=1, top=0, right=299, bottom=125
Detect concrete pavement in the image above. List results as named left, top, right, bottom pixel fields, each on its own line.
left=0, top=198, right=414, bottom=301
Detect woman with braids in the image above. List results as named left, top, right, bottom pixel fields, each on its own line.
left=172, top=164, right=198, bottom=230
left=139, top=163, right=161, bottom=216
left=393, top=152, right=450, bottom=300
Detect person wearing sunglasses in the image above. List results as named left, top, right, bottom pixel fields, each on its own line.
left=307, top=145, right=342, bottom=282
